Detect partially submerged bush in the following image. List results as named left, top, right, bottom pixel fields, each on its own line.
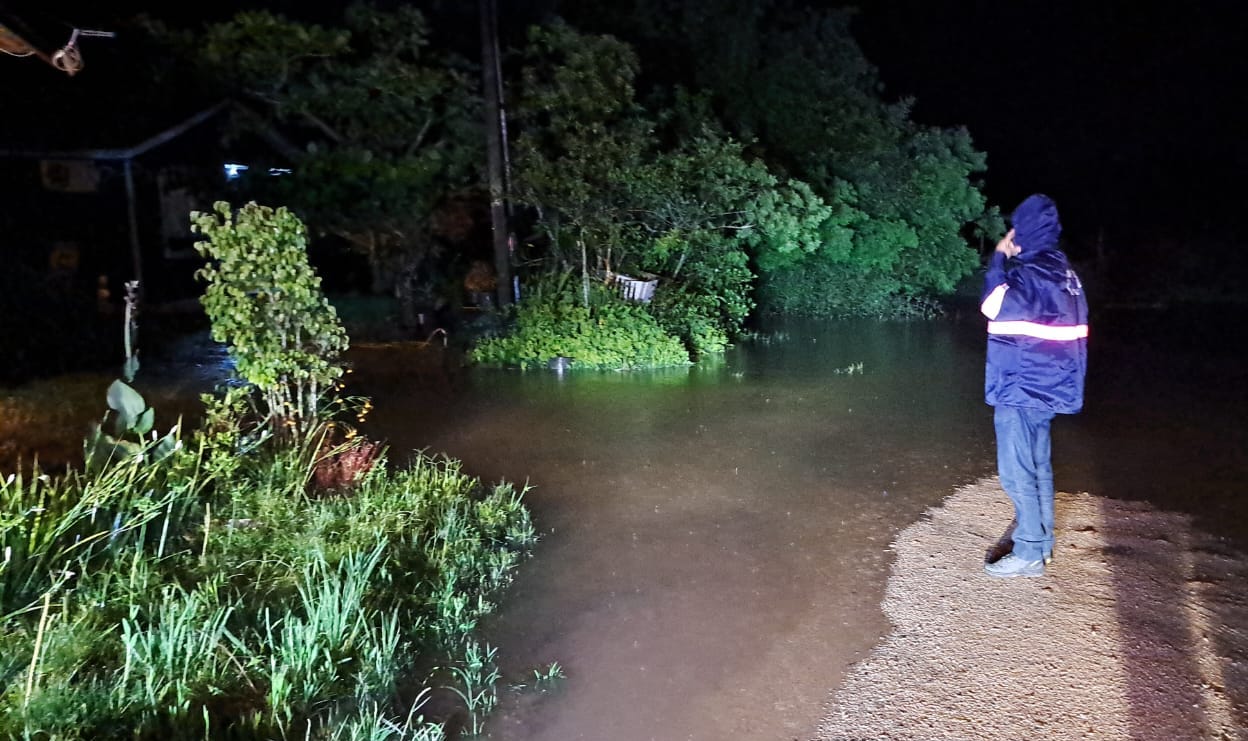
left=647, top=286, right=730, bottom=358
left=470, top=279, right=690, bottom=370
left=759, top=259, right=943, bottom=319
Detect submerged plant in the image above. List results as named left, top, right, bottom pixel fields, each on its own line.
left=445, top=640, right=500, bottom=738
left=531, top=661, right=565, bottom=692
left=470, top=281, right=690, bottom=370
left=325, top=694, right=446, bottom=741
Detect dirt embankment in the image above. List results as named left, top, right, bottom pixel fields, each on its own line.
left=816, top=478, right=1248, bottom=741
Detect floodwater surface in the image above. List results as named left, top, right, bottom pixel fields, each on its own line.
left=357, top=310, right=1245, bottom=741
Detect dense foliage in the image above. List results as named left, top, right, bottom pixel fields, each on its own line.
left=510, top=22, right=836, bottom=355
left=544, top=0, right=1002, bottom=319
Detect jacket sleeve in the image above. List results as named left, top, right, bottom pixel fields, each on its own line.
left=980, top=253, right=1042, bottom=321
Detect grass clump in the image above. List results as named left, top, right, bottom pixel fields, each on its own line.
left=0, top=392, right=536, bottom=739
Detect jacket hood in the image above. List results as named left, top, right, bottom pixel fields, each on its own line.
left=1011, top=194, right=1062, bottom=255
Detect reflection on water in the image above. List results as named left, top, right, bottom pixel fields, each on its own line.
left=358, top=311, right=1244, bottom=741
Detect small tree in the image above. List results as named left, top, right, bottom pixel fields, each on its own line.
left=512, top=20, right=651, bottom=299
left=192, top=202, right=348, bottom=436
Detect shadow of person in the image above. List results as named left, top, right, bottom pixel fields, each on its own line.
left=984, top=517, right=1016, bottom=564
left=1092, top=496, right=1246, bottom=738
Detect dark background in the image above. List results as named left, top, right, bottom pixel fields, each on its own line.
left=6, top=0, right=1246, bottom=255
left=850, top=0, right=1248, bottom=248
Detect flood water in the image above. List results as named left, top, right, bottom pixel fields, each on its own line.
left=357, top=308, right=1246, bottom=741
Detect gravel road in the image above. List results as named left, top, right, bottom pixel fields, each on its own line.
left=816, top=478, right=1248, bottom=741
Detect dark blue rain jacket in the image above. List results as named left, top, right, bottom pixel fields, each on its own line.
left=980, top=248, right=1089, bottom=414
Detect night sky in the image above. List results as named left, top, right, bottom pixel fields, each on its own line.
left=6, top=0, right=1247, bottom=248
left=849, top=0, right=1248, bottom=245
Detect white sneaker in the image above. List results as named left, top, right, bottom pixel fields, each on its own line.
left=984, top=553, right=1045, bottom=578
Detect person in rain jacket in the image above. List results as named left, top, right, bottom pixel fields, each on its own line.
left=980, top=194, right=1088, bottom=578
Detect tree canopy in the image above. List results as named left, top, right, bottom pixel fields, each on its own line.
left=169, top=4, right=481, bottom=305
left=554, top=0, right=1002, bottom=317
left=155, top=0, right=1000, bottom=368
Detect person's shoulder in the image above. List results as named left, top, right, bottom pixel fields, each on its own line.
left=1036, top=248, right=1069, bottom=265
left=1025, top=250, right=1070, bottom=276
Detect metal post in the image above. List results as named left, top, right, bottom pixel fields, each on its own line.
left=480, top=0, right=512, bottom=306
left=123, top=158, right=144, bottom=288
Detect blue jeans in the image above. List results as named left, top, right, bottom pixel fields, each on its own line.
left=994, top=405, right=1056, bottom=561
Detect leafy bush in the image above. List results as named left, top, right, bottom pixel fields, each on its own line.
left=192, top=202, right=349, bottom=436
left=647, top=285, right=730, bottom=358
left=641, top=227, right=754, bottom=348
left=523, top=6, right=996, bottom=321
left=470, top=279, right=690, bottom=370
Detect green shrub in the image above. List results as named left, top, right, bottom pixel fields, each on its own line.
left=470, top=279, right=690, bottom=370
left=191, top=202, right=349, bottom=436
left=642, top=231, right=753, bottom=348
left=647, top=286, right=731, bottom=358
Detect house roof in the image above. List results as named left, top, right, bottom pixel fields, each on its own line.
left=0, top=101, right=229, bottom=160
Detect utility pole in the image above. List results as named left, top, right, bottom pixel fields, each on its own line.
left=479, top=0, right=513, bottom=306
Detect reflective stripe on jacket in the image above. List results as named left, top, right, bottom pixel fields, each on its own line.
left=980, top=249, right=1088, bottom=413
